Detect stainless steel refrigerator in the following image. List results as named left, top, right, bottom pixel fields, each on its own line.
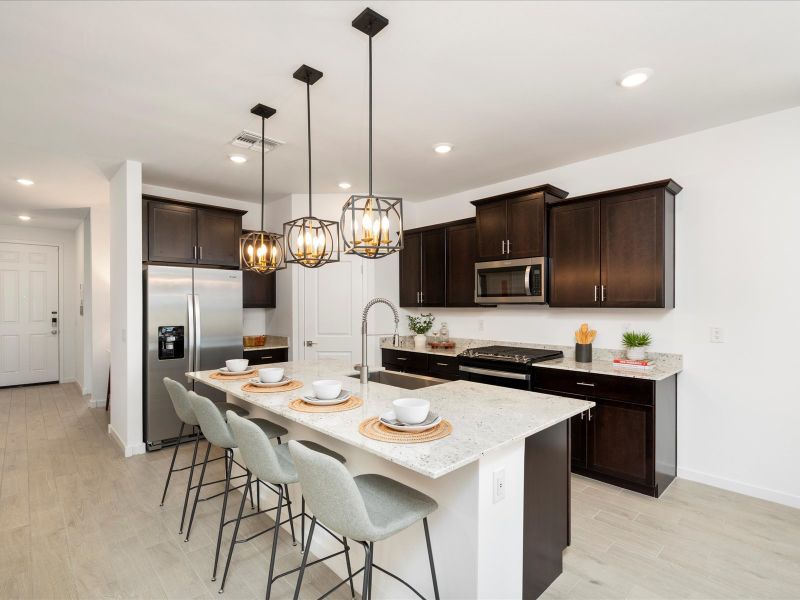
left=144, top=265, right=243, bottom=449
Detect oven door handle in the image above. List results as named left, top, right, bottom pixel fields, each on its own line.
left=459, top=365, right=530, bottom=381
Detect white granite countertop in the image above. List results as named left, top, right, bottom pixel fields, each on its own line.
left=244, top=344, right=289, bottom=351
left=381, top=338, right=682, bottom=381
left=187, top=359, right=592, bottom=479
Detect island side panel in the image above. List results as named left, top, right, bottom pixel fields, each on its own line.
left=523, top=420, right=570, bottom=598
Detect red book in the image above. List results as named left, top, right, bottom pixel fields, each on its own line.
left=613, top=358, right=652, bottom=366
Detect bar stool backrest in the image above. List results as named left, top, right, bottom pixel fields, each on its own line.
left=288, top=440, right=374, bottom=542
left=227, top=411, right=288, bottom=484
left=187, top=391, right=235, bottom=449
left=163, top=378, right=199, bottom=426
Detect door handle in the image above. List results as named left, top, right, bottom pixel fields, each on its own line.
left=594, top=285, right=598, bottom=302
left=51, top=312, right=58, bottom=334
left=305, top=340, right=317, bottom=347
left=193, top=295, right=201, bottom=370
left=506, top=239, right=511, bottom=254
left=501, top=240, right=506, bottom=254
left=601, top=285, right=606, bottom=302
left=187, top=295, right=195, bottom=371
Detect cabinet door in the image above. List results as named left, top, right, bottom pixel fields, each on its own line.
left=197, top=208, right=242, bottom=267
left=243, top=270, right=276, bottom=308
left=148, top=201, right=197, bottom=264
left=475, top=200, right=507, bottom=260
left=587, top=398, right=654, bottom=487
left=601, top=190, right=665, bottom=307
left=549, top=200, right=601, bottom=307
left=420, top=229, right=446, bottom=306
left=571, top=413, right=588, bottom=470
left=446, top=222, right=477, bottom=307
left=399, top=232, right=421, bottom=307
left=507, top=192, right=545, bottom=258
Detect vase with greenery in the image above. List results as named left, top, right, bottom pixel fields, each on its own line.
left=407, top=313, right=435, bottom=349
left=621, top=331, right=652, bottom=360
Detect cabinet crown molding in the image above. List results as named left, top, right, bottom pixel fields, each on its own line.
left=470, top=184, right=569, bottom=206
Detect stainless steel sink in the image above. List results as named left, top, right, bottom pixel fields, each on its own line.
left=348, top=370, right=448, bottom=390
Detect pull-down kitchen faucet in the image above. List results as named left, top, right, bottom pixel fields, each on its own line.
left=360, top=298, right=400, bottom=384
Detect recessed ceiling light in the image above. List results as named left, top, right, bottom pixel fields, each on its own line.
left=338, top=182, right=352, bottom=190
left=618, top=68, right=653, bottom=88
left=18, top=215, right=31, bottom=221
left=16, top=178, right=34, bottom=186
left=433, top=143, right=453, bottom=154
left=229, top=154, right=247, bottom=164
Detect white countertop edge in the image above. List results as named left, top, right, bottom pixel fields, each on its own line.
left=244, top=344, right=290, bottom=351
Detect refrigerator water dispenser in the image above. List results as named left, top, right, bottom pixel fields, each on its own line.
left=158, top=326, right=184, bottom=360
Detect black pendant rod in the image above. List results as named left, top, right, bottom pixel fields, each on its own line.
left=306, top=80, right=312, bottom=217
left=368, top=36, right=373, bottom=197
left=260, top=116, right=265, bottom=230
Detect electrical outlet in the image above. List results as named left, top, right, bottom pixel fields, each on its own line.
left=710, top=327, right=724, bottom=343
left=478, top=319, right=485, bottom=332
left=493, top=469, right=506, bottom=503
left=621, top=323, right=632, bottom=333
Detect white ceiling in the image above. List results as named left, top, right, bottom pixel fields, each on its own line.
left=1, top=0, right=798, bottom=221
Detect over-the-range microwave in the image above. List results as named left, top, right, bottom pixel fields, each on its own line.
left=474, top=257, right=546, bottom=304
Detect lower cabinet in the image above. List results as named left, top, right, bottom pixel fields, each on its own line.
left=532, top=367, right=676, bottom=497
left=381, top=349, right=459, bottom=380
left=243, top=347, right=288, bottom=365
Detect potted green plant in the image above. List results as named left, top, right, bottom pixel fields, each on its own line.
left=621, top=330, right=652, bottom=361
left=407, top=313, right=435, bottom=349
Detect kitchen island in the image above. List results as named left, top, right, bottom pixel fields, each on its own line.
left=188, top=359, right=593, bottom=599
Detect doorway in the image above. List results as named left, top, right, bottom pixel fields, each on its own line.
left=0, top=242, right=60, bottom=386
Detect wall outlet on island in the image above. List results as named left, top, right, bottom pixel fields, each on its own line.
left=493, top=468, right=506, bottom=503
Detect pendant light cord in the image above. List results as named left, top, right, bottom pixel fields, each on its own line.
left=368, top=36, right=373, bottom=197
left=260, top=116, right=265, bottom=230
left=306, top=80, right=312, bottom=217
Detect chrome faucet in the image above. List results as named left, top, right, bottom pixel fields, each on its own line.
left=360, top=297, right=400, bottom=383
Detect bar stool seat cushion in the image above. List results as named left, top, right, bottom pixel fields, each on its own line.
left=248, top=417, right=289, bottom=440
left=215, top=403, right=249, bottom=420
left=353, top=474, right=438, bottom=542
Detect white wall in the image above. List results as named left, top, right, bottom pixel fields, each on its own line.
left=88, top=205, right=110, bottom=405
left=0, top=224, right=78, bottom=385
left=73, top=220, right=85, bottom=391
left=383, top=107, right=800, bottom=507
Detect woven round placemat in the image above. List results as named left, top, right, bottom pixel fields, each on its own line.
left=210, top=369, right=256, bottom=381
left=288, top=395, right=363, bottom=413
left=241, top=380, right=304, bottom=394
left=358, top=417, right=452, bottom=444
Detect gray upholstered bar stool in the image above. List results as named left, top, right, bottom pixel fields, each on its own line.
left=160, top=377, right=249, bottom=534
left=222, top=411, right=354, bottom=598
left=185, top=391, right=289, bottom=583
left=289, top=440, right=440, bottom=600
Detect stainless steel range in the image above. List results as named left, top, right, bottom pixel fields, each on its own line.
left=458, top=345, right=564, bottom=390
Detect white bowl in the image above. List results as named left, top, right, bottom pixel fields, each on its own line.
left=392, top=398, right=430, bottom=425
left=312, top=379, right=342, bottom=400
left=225, top=359, right=249, bottom=373
left=259, top=367, right=285, bottom=383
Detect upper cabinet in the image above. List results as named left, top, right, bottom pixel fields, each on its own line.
left=472, top=185, right=568, bottom=261
left=445, top=220, right=478, bottom=307
left=143, top=196, right=245, bottom=268
left=243, top=269, right=276, bottom=308
left=549, top=180, right=681, bottom=308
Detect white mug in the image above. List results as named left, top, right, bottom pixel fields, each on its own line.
left=259, top=368, right=284, bottom=383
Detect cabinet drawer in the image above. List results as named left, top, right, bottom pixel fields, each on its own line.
left=381, top=349, right=428, bottom=373
left=532, top=367, right=653, bottom=405
left=244, top=347, right=288, bottom=365
left=427, top=355, right=459, bottom=380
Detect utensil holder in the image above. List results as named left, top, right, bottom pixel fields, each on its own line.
left=575, top=343, right=592, bottom=363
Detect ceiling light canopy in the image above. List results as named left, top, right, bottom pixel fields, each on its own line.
left=239, top=103, right=286, bottom=275
left=16, top=178, right=34, bottom=186
left=338, top=182, right=352, bottom=190
left=433, top=143, right=453, bottom=154
left=284, top=65, right=340, bottom=268
left=229, top=154, right=247, bottom=164
left=619, top=68, right=653, bottom=88
left=340, top=7, right=404, bottom=260
left=18, top=215, right=31, bottom=221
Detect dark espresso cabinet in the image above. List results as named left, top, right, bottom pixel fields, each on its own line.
left=532, top=366, right=676, bottom=497
left=548, top=179, right=680, bottom=308
left=445, top=221, right=477, bottom=307
left=242, top=269, right=276, bottom=308
left=381, top=348, right=459, bottom=380
left=472, top=185, right=568, bottom=261
left=144, top=196, right=245, bottom=268
left=243, top=347, right=288, bottom=365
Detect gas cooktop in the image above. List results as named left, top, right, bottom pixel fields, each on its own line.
left=458, top=345, right=564, bottom=365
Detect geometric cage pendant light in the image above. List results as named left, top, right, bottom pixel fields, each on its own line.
left=239, top=103, right=286, bottom=274
left=340, top=7, right=404, bottom=259
left=283, top=65, right=340, bottom=268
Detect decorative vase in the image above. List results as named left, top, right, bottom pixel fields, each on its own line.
left=626, top=346, right=647, bottom=360
left=414, top=334, right=427, bottom=349
left=575, top=343, right=592, bottom=363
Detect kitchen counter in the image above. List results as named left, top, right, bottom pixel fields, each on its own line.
left=244, top=343, right=289, bottom=351
left=188, top=358, right=591, bottom=479
left=381, top=337, right=682, bottom=381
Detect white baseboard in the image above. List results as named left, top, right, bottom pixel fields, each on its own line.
left=88, top=395, right=107, bottom=408
left=678, top=467, right=800, bottom=509
left=107, top=423, right=146, bottom=458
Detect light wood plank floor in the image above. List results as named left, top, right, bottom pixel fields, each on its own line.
left=1, top=383, right=798, bottom=599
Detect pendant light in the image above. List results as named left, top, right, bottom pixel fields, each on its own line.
left=284, top=65, right=340, bottom=268
left=239, top=103, right=286, bottom=274
left=340, top=7, right=403, bottom=259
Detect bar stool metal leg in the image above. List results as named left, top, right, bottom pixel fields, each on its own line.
left=185, top=441, right=212, bottom=542
left=300, top=496, right=306, bottom=551
left=179, top=426, right=201, bottom=534
left=212, top=449, right=234, bottom=581
left=160, top=423, right=185, bottom=506
left=362, top=541, right=373, bottom=600
left=342, top=536, right=356, bottom=599
left=423, top=518, right=440, bottom=600
left=293, top=516, right=316, bottom=600
left=265, top=485, right=284, bottom=600
left=219, top=470, right=252, bottom=593
left=283, top=484, right=297, bottom=546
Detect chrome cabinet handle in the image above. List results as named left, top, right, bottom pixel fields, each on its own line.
left=506, top=239, right=511, bottom=254
left=588, top=408, right=592, bottom=421
left=435, top=362, right=449, bottom=366
left=580, top=412, right=584, bottom=420
left=261, top=355, right=273, bottom=360
left=199, top=246, right=203, bottom=260
left=397, top=357, right=408, bottom=361
left=576, top=382, right=595, bottom=387
left=193, top=246, right=197, bottom=260
left=501, top=240, right=506, bottom=254
left=601, top=285, right=606, bottom=302
left=594, top=285, right=598, bottom=302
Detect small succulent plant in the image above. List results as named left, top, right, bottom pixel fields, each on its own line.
left=621, top=331, right=652, bottom=348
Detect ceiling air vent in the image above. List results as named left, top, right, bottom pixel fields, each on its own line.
left=230, top=129, right=285, bottom=153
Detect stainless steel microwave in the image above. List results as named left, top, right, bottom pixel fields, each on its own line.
left=474, top=257, right=546, bottom=304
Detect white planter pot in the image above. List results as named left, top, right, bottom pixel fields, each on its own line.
left=626, top=346, right=647, bottom=360
left=414, top=334, right=427, bottom=349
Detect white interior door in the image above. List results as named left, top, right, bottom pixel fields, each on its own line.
left=0, top=242, right=59, bottom=386
left=302, top=255, right=365, bottom=363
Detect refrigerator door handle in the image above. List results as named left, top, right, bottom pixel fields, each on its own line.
left=193, top=294, right=201, bottom=371
left=186, top=294, right=195, bottom=375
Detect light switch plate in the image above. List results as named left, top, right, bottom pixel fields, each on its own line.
left=493, top=469, right=506, bottom=503
left=710, top=327, right=724, bottom=343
